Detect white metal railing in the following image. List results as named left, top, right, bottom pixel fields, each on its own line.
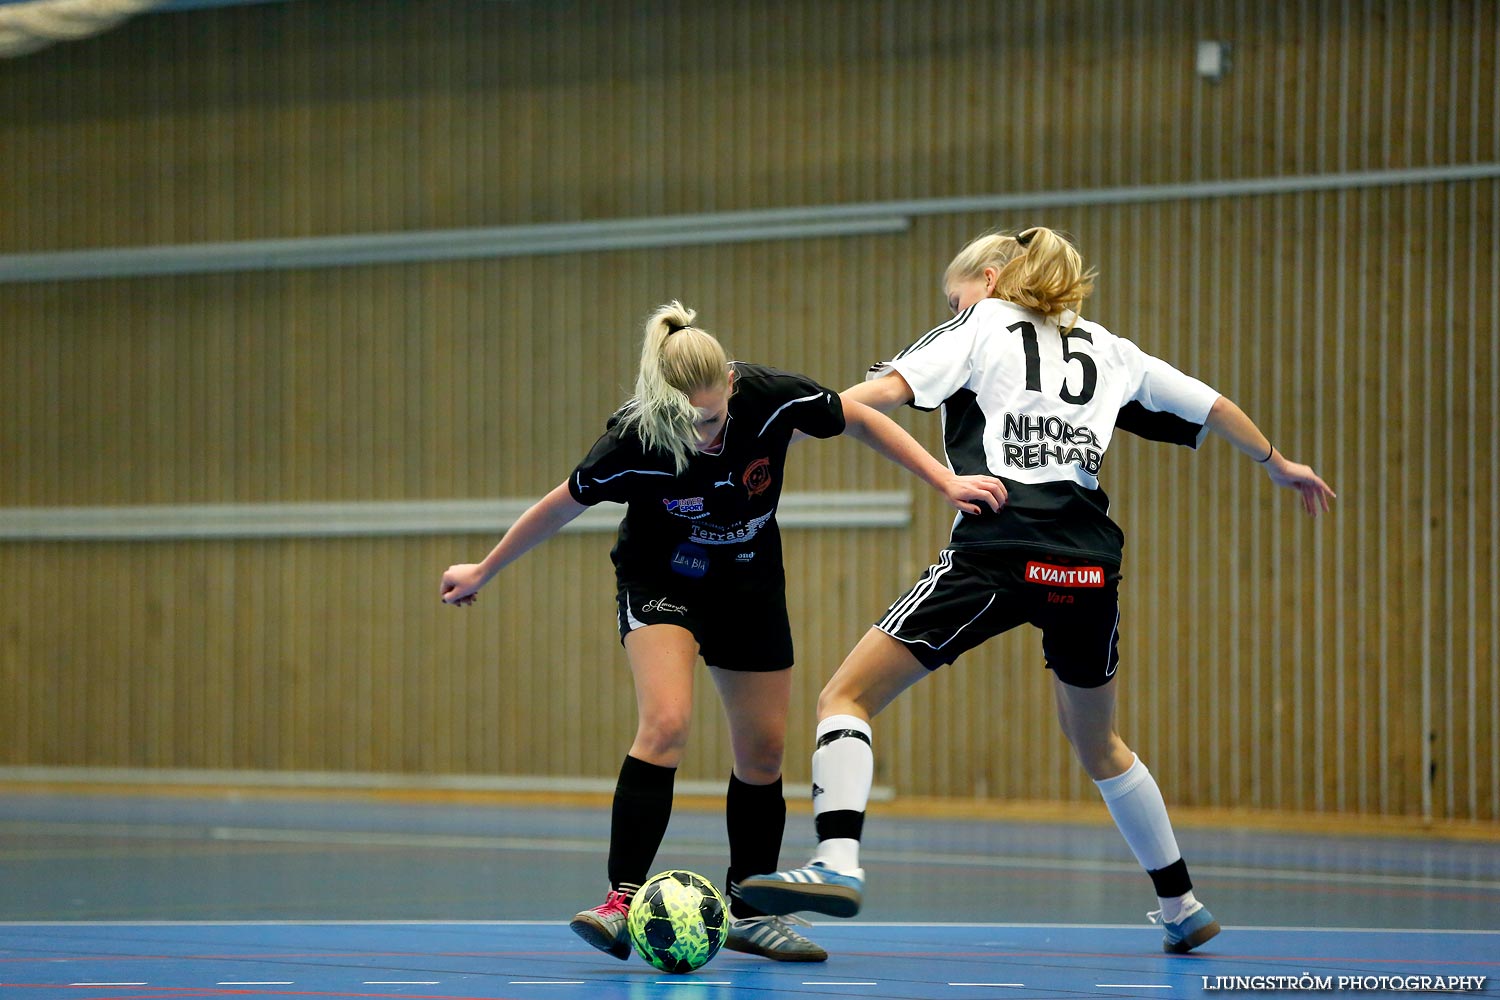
left=2, top=164, right=1495, bottom=283
left=0, top=491, right=912, bottom=541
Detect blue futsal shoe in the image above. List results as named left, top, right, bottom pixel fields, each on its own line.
left=1149, top=904, right=1221, bottom=953
left=737, top=862, right=865, bottom=918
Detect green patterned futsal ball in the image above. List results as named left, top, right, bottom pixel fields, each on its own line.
left=626, top=870, right=728, bottom=973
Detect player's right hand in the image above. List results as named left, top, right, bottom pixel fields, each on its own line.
left=440, top=563, right=486, bottom=606
left=942, top=473, right=1007, bottom=515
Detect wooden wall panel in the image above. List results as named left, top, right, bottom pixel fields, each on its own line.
left=5, top=0, right=1493, bottom=251
left=1, top=0, right=1495, bottom=822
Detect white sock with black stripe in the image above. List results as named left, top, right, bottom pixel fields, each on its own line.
left=809, top=714, right=873, bottom=875
left=1094, top=754, right=1200, bottom=922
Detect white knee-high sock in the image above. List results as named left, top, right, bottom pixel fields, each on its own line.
left=810, top=714, right=873, bottom=874
left=1094, top=754, right=1180, bottom=869
left=1094, top=754, right=1199, bottom=921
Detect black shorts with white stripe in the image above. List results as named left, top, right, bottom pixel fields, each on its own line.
left=616, top=577, right=794, bottom=672
left=875, top=548, right=1123, bottom=688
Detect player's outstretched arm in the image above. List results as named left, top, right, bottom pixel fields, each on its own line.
left=840, top=371, right=916, bottom=414
left=1204, top=396, right=1337, bottom=517
left=440, top=481, right=588, bottom=606
left=839, top=397, right=1006, bottom=515
left=790, top=373, right=915, bottom=447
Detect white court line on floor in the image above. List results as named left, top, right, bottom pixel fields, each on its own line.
left=218, top=982, right=293, bottom=986
left=8, top=820, right=1493, bottom=894
left=803, top=983, right=878, bottom=986
left=7, top=918, right=1500, bottom=933
left=862, top=848, right=1500, bottom=893
left=364, top=982, right=441, bottom=985
left=70, top=984, right=147, bottom=987
left=1098, top=986, right=1171, bottom=990
left=948, top=985, right=1024, bottom=988
left=508, top=982, right=586, bottom=986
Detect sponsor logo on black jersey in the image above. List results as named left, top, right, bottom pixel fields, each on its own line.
left=642, top=598, right=689, bottom=614
left=744, top=457, right=773, bottom=497
left=1024, top=561, right=1106, bottom=588
left=689, top=509, right=775, bottom=545
left=663, top=496, right=705, bottom=513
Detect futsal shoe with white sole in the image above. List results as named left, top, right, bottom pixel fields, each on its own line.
left=736, top=862, right=865, bottom=918
left=1149, top=903, right=1221, bottom=954
left=725, top=914, right=828, bottom=962
left=569, top=889, right=632, bottom=960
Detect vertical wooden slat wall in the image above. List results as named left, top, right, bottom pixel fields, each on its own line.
left=1, top=0, right=1495, bottom=821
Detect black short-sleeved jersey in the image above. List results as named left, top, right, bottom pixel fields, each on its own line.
left=869, top=299, right=1221, bottom=564
left=567, top=362, right=846, bottom=587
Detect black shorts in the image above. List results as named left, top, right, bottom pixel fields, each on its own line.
left=615, top=578, right=794, bottom=672
left=875, top=548, right=1122, bottom=688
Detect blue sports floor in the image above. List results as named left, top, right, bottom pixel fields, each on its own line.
left=2, top=789, right=1496, bottom=999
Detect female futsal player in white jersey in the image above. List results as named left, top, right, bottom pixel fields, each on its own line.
left=439, top=301, right=1005, bottom=964
left=741, top=228, right=1337, bottom=954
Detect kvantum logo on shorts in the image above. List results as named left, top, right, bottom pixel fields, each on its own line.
left=1025, top=561, right=1105, bottom=588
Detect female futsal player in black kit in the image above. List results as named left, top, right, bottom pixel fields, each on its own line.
left=439, top=301, right=1005, bottom=963
left=742, top=228, right=1337, bottom=954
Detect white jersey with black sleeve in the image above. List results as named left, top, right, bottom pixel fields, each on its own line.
left=869, top=298, right=1221, bottom=563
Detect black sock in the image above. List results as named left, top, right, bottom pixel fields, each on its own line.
left=607, top=754, right=676, bottom=894
left=725, top=771, right=786, bottom=919
left=1147, top=858, right=1194, bottom=898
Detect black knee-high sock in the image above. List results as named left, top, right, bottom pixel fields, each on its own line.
left=725, top=771, right=786, bottom=918
left=607, top=755, right=676, bottom=895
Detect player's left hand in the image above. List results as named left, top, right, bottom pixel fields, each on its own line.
left=1264, top=457, right=1337, bottom=517
left=941, top=474, right=1007, bottom=515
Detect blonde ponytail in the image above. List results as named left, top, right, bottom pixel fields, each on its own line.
left=993, top=227, right=1096, bottom=325
left=945, top=228, right=1097, bottom=328
left=617, top=300, right=730, bottom=473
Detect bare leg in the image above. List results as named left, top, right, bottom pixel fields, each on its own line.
left=1053, top=675, right=1219, bottom=951
left=1050, top=674, right=1135, bottom=780
left=624, top=624, right=699, bottom=766
left=817, top=626, right=931, bottom=723
left=709, top=664, right=791, bottom=784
